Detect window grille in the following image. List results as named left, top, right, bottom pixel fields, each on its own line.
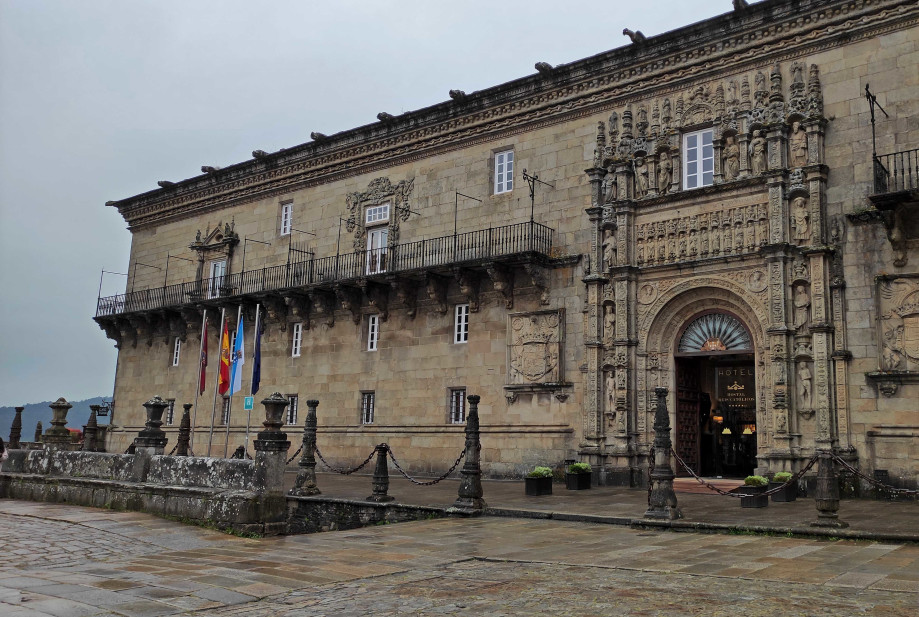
left=449, top=389, right=466, bottom=424
left=361, top=392, right=375, bottom=424
left=286, top=395, right=299, bottom=425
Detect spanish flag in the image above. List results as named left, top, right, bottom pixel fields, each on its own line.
left=218, top=318, right=231, bottom=395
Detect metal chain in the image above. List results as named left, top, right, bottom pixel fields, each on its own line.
left=188, top=448, right=196, bottom=457
left=670, top=448, right=819, bottom=498
left=387, top=447, right=466, bottom=486
left=315, top=445, right=377, bottom=475
left=168, top=443, right=178, bottom=456
left=831, top=453, right=919, bottom=496
left=286, top=444, right=303, bottom=464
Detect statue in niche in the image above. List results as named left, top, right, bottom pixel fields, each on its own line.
left=608, top=111, right=619, bottom=135
left=604, top=304, right=616, bottom=340
left=603, top=169, right=617, bottom=204
left=602, top=229, right=616, bottom=270
left=792, top=196, right=810, bottom=243
left=606, top=370, right=616, bottom=412
left=657, top=151, right=672, bottom=195
left=634, top=157, right=649, bottom=197
left=793, top=284, right=811, bottom=331
left=790, top=121, right=808, bottom=168
left=881, top=325, right=904, bottom=370
left=723, top=135, right=740, bottom=181
left=750, top=130, right=768, bottom=174
left=797, top=362, right=813, bottom=409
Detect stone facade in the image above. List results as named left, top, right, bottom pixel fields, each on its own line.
left=95, top=0, right=919, bottom=488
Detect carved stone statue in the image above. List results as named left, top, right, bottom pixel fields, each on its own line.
left=750, top=130, right=768, bottom=174
left=603, top=169, right=617, bottom=204
left=608, top=111, right=619, bottom=135
left=602, top=230, right=616, bottom=270
left=657, top=152, right=672, bottom=195
left=881, top=325, right=904, bottom=370
left=634, top=157, right=649, bottom=197
left=793, top=284, right=811, bottom=331
left=797, top=362, right=812, bottom=409
left=604, top=304, right=615, bottom=340
left=792, top=196, right=810, bottom=243
left=790, top=121, right=808, bottom=168
left=723, top=135, right=740, bottom=181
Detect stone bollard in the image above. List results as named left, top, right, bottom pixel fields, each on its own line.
left=83, top=406, right=99, bottom=452
left=812, top=451, right=848, bottom=528
left=9, top=406, right=23, bottom=449
left=43, top=398, right=73, bottom=450
left=253, top=393, right=292, bottom=533
left=132, top=396, right=170, bottom=483
left=366, top=443, right=394, bottom=503
left=645, top=387, right=683, bottom=520
left=448, top=394, right=486, bottom=515
left=290, top=399, right=321, bottom=496
left=175, top=404, right=192, bottom=456
left=34, top=421, right=43, bottom=444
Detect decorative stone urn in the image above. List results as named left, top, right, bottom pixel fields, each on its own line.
left=43, top=398, right=73, bottom=449
left=135, top=396, right=169, bottom=450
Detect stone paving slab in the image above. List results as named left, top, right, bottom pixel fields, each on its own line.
left=2, top=501, right=917, bottom=616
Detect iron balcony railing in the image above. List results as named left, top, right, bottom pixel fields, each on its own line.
left=96, top=220, right=554, bottom=317
left=873, top=147, right=919, bottom=195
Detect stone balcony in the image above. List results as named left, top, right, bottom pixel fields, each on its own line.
left=95, top=220, right=559, bottom=346
left=866, top=147, right=919, bottom=268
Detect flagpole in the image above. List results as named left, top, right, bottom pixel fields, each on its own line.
left=224, top=304, right=242, bottom=458
left=207, top=307, right=226, bottom=456
left=191, top=308, right=207, bottom=454
left=246, top=303, right=260, bottom=456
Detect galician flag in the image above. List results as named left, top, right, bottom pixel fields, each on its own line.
left=218, top=318, right=231, bottom=395
left=251, top=306, right=262, bottom=395
left=230, top=313, right=245, bottom=395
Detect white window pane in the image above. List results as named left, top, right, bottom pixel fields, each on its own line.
left=687, top=134, right=697, bottom=148
left=687, top=161, right=698, bottom=176
left=703, top=170, right=714, bottom=185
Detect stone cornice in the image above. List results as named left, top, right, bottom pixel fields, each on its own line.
left=111, top=0, right=917, bottom=230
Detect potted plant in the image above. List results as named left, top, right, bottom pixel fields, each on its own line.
left=525, top=466, right=553, bottom=496
left=740, top=475, right=769, bottom=508
left=769, top=471, right=797, bottom=502
left=565, top=462, right=592, bottom=490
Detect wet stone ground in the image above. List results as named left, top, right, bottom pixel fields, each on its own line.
left=1, top=501, right=917, bottom=616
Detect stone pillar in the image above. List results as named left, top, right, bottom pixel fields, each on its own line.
left=290, top=399, right=320, bottom=496
left=176, top=404, right=192, bottom=456
left=645, top=387, right=682, bottom=520
left=449, top=395, right=486, bottom=515
left=33, top=421, right=43, bottom=444
left=253, top=393, right=291, bottom=532
left=366, top=443, right=393, bottom=503
left=43, top=398, right=73, bottom=451
left=812, top=451, right=848, bottom=528
left=83, top=407, right=99, bottom=452
left=9, top=406, right=23, bottom=449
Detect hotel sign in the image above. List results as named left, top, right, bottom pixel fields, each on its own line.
left=717, top=366, right=755, bottom=411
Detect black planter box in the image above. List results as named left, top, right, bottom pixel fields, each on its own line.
left=525, top=476, right=553, bottom=496
left=769, top=481, right=797, bottom=502
left=740, top=485, right=769, bottom=508
left=565, top=472, right=591, bottom=490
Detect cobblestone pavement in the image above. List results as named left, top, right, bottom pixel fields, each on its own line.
left=2, top=501, right=918, bottom=616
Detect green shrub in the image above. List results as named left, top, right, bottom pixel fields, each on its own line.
left=772, top=471, right=793, bottom=483
left=744, top=475, right=768, bottom=487
left=527, top=466, right=553, bottom=478
left=568, top=462, right=592, bottom=474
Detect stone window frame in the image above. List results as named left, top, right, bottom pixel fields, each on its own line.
left=367, top=314, right=380, bottom=352
left=279, top=200, right=293, bottom=236
left=361, top=391, right=375, bottom=425
left=448, top=388, right=466, bottom=424
left=490, top=147, right=515, bottom=195
left=291, top=322, right=303, bottom=358
left=165, top=398, right=176, bottom=426
left=171, top=336, right=181, bottom=367
left=682, top=128, right=714, bottom=190
left=454, top=304, right=470, bottom=344
left=286, top=394, right=299, bottom=426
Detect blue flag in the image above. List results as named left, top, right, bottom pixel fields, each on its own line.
left=230, top=313, right=244, bottom=395
left=251, top=306, right=262, bottom=395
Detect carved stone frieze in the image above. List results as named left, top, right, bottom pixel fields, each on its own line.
left=508, top=310, right=564, bottom=385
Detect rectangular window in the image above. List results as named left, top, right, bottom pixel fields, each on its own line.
left=286, top=394, right=299, bottom=426
left=221, top=397, right=231, bottom=425
left=361, top=392, right=375, bottom=425
left=365, top=203, right=390, bottom=224
left=291, top=322, right=303, bottom=357
left=495, top=150, right=514, bottom=194
left=172, top=337, right=181, bottom=366
left=454, top=304, right=469, bottom=344
left=280, top=201, right=293, bottom=236
left=683, top=129, right=714, bottom=189
left=449, top=389, right=466, bottom=424
left=366, top=228, right=388, bottom=274
left=207, top=260, right=227, bottom=299
left=367, top=314, right=379, bottom=351
left=166, top=399, right=176, bottom=426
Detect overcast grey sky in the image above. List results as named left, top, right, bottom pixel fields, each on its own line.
left=0, top=0, right=729, bottom=407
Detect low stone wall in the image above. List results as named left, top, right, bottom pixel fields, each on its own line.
left=287, top=496, right=446, bottom=534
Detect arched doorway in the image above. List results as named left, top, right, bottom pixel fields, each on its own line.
left=674, top=311, right=756, bottom=478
